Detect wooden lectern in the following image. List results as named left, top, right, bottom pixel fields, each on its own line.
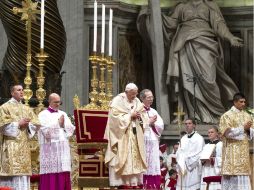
left=74, top=109, right=109, bottom=189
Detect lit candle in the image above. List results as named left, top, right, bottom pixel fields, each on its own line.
left=101, top=4, right=105, bottom=54
left=93, top=0, right=97, bottom=52
left=108, top=9, right=113, bottom=56
left=40, top=0, right=45, bottom=49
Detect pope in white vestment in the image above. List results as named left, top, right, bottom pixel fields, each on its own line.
left=176, top=119, right=205, bottom=190
left=104, top=83, right=148, bottom=188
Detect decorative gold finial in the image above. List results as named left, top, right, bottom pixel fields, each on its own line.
left=73, top=94, right=80, bottom=109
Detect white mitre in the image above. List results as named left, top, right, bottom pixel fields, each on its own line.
left=125, top=83, right=138, bottom=91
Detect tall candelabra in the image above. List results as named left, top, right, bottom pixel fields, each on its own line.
left=98, top=54, right=108, bottom=109
left=84, top=52, right=100, bottom=110
left=35, top=49, right=48, bottom=108
left=13, top=0, right=40, bottom=105
left=83, top=53, right=116, bottom=110
left=106, top=56, right=115, bottom=104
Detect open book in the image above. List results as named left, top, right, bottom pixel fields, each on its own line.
left=200, top=144, right=216, bottom=161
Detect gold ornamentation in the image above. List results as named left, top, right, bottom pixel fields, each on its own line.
left=73, top=94, right=81, bottom=109
left=35, top=48, right=48, bottom=108
left=84, top=52, right=100, bottom=110
left=13, top=0, right=40, bottom=105
left=173, top=107, right=185, bottom=130
left=106, top=56, right=115, bottom=105
left=98, top=54, right=108, bottom=110
left=80, top=53, right=116, bottom=110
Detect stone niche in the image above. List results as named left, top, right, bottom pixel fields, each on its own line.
left=84, top=1, right=253, bottom=140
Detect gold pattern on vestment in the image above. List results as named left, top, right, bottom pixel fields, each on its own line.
left=220, top=108, right=253, bottom=175
left=0, top=101, right=40, bottom=176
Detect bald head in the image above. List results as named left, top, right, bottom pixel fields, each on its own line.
left=48, top=93, right=61, bottom=110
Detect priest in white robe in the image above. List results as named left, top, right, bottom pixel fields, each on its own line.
left=38, top=93, right=75, bottom=190
left=140, top=89, right=164, bottom=189
left=176, top=118, right=205, bottom=190
left=0, top=84, right=40, bottom=190
left=104, top=83, right=149, bottom=188
left=200, top=126, right=222, bottom=190
left=219, top=93, right=253, bottom=190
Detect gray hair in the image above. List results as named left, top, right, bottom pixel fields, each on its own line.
left=139, top=89, right=152, bottom=100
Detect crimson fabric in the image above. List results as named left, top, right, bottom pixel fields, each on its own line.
left=74, top=110, right=108, bottom=143
left=203, top=176, right=222, bottom=183
left=167, top=177, right=177, bottom=190
left=30, top=174, right=40, bottom=183
left=39, top=172, right=71, bottom=190
left=143, top=175, right=161, bottom=189
left=159, top=144, right=167, bottom=153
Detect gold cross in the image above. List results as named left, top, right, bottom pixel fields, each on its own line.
left=173, top=107, right=185, bottom=127
left=12, top=0, right=41, bottom=105
left=13, top=0, right=40, bottom=29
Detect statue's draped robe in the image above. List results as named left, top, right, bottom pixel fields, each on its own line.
left=0, top=98, right=40, bottom=190
left=104, top=93, right=148, bottom=186
left=137, top=0, right=238, bottom=123
left=219, top=106, right=253, bottom=190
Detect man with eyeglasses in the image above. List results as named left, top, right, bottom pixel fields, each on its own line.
left=0, top=84, right=41, bottom=190
left=139, top=89, right=164, bottom=189
left=38, top=93, right=75, bottom=190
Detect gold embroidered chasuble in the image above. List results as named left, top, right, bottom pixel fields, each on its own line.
left=0, top=99, right=40, bottom=176
left=104, top=93, right=148, bottom=175
left=219, top=106, right=253, bottom=175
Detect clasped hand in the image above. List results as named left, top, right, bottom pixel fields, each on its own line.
left=244, top=120, right=253, bottom=131
left=58, top=115, right=65, bottom=128
left=131, top=111, right=141, bottom=120
left=18, top=118, right=30, bottom=129
left=149, top=115, right=157, bottom=126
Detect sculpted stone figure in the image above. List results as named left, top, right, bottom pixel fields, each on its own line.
left=138, top=0, right=243, bottom=123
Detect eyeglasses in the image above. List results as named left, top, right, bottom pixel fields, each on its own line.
left=52, top=101, right=62, bottom=105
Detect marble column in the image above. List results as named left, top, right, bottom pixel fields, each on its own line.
left=58, top=0, right=88, bottom=114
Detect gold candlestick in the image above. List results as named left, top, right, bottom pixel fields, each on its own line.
left=85, top=52, right=100, bottom=110
left=98, top=53, right=108, bottom=110
left=106, top=56, right=115, bottom=105
left=35, top=48, right=48, bottom=108
left=13, top=0, right=40, bottom=105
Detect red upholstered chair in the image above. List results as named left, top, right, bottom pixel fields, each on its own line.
left=203, top=176, right=222, bottom=190
left=74, top=109, right=109, bottom=188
